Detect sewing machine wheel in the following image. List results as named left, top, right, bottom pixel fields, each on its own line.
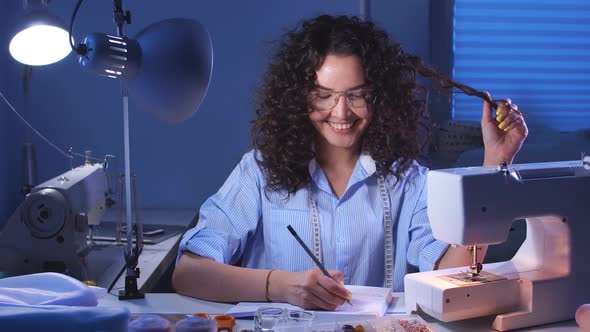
left=21, top=188, right=68, bottom=239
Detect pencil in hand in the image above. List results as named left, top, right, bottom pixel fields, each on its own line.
left=287, top=224, right=353, bottom=306
left=339, top=281, right=353, bottom=306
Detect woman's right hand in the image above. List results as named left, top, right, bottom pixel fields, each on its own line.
left=271, top=269, right=352, bottom=310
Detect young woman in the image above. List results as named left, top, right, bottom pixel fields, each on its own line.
left=172, top=15, right=527, bottom=310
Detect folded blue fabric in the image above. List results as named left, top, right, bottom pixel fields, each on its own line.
left=0, top=272, right=129, bottom=332
left=1, top=305, right=129, bottom=332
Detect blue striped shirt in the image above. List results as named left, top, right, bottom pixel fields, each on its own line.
left=178, top=150, right=448, bottom=291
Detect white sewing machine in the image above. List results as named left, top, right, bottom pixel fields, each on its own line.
left=0, top=162, right=109, bottom=279
left=405, top=158, right=590, bottom=331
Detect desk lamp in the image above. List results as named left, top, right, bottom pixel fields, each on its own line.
left=10, top=0, right=213, bottom=299
left=71, top=0, right=213, bottom=300
left=9, top=0, right=71, bottom=66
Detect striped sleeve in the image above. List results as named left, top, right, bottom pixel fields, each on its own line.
left=406, top=169, right=449, bottom=271
left=177, top=151, right=262, bottom=265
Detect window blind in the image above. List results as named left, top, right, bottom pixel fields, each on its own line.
left=452, top=0, right=590, bottom=131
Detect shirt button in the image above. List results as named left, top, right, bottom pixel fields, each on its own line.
left=339, top=237, right=345, bottom=242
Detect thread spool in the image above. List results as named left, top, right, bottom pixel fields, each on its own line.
left=576, top=304, right=590, bottom=331
left=128, top=315, right=171, bottom=332
left=175, top=316, right=217, bottom=332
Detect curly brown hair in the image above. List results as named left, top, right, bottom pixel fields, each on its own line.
left=252, top=15, right=489, bottom=194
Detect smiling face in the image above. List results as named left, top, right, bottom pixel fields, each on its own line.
left=308, top=54, right=373, bottom=155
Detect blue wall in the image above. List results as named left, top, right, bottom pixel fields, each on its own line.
left=0, top=0, right=24, bottom=223
left=0, top=0, right=431, bottom=220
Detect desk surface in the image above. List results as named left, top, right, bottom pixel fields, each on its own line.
left=87, top=208, right=197, bottom=293
left=98, top=292, right=580, bottom=331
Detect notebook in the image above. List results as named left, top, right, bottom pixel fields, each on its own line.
left=225, top=285, right=393, bottom=319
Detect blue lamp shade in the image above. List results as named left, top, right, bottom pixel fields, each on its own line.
left=9, top=10, right=71, bottom=66
left=79, top=18, right=213, bottom=123
left=130, top=18, right=213, bottom=123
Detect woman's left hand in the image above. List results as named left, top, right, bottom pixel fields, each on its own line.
left=481, top=93, right=528, bottom=166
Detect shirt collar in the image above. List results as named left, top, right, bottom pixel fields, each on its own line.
left=309, top=151, right=377, bottom=175
left=308, top=151, right=377, bottom=195
left=359, top=151, right=377, bottom=176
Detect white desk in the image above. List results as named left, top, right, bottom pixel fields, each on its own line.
left=98, top=292, right=581, bottom=331
left=86, top=209, right=197, bottom=293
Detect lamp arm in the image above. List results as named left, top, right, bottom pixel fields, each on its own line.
left=69, top=0, right=87, bottom=55
left=113, top=0, right=131, bottom=37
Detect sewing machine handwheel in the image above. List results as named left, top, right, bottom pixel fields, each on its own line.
left=21, top=188, right=68, bottom=239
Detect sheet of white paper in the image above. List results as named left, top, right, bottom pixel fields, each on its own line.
left=225, top=285, right=393, bottom=318
left=385, top=294, right=406, bottom=314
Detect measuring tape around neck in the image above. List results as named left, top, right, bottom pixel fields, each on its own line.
left=308, top=175, right=394, bottom=289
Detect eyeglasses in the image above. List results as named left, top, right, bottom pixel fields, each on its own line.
left=308, top=88, right=376, bottom=111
